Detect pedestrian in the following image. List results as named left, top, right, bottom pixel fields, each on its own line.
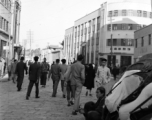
left=7, top=60, right=12, bottom=81
left=95, top=58, right=111, bottom=89
left=64, top=63, right=76, bottom=106
left=71, top=55, right=85, bottom=115
left=26, top=56, right=41, bottom=100
left=3, top=61, right=6, bottom=74
left=79, top=86, right=106, bottom=120
left=11, top=59, right=18, bottom=83
left=112, top=65, right=119, bottom=80
left=40, top=58, right=49, bottom=88
left=60, top=59, right=68, bottom=98
left=49, top=59, right=61, bottom=97
left=85, top=64, right=95, bottom=96
left=15, top=57, right=28, bottom=91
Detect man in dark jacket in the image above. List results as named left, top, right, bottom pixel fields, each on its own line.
left=16, top=57, right=27, bottom=91
left=26, top=56, right=41, bottom=100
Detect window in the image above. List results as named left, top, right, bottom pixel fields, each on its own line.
left=143, top=11, right=147, bottom=17
left=121, top=39, right=126, bottom=46
left=128, top=24, right=133, bottom=30
left=118, top=48, right=121, bottom=50
left=113, top=24, right=117, bottom=30
left=141, top=37, right=144, bottom=47
left=123, top=48, right=126, bottom=50
left=137, top=24, right=141, bottom=30
left=135, top=39, right=137, bottom=48
left=121, top=24, right=127, bottom=30
left=149, top=34, right=151, bottom=45
left=127, top=39, right=133, bottom=46
left=128, top=48, right=130, bottom=51
left=114, top=10, right=118, bottom=16
left=108, top=11, right=112, bottom=17
left=107, top=39, right=111, bottom=46
left=6, top=21, right=8, bottom=32
left=113, top=39, right=117, bottom=46
left=122, top=10, right=127, bottom=16
left=137, top=10, right=142, bottom=17
left=128, top=10, right=134, bottom=16
left=114, top=48, right=117, bottom=50
left=107, top=24, right=111, bottom=31
left=150, top=12, right=152, bottom=18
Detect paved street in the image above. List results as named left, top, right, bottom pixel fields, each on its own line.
left=0, top=76, right=116, bottom=120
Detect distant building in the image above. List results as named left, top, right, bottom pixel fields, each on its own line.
left=64, top=0, right=152, bottom=66
left=134, top=24, right=152, bottom=62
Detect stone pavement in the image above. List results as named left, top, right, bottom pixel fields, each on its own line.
left=0, top=76, right=117, bottom=120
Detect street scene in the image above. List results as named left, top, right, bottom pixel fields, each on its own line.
left=0, top=75, right=116, bottom=120
left=1, top=0, right=152, bottom=120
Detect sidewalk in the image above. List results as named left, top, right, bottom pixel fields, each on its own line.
left=0, top=76, right=116, bottom=120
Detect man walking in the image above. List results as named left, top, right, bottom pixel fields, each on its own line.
left=60, top=59, right=68, bottom=98
left=70, top=55, right=85, bottom=115
left=16, top=57, right=27, bottom=91
left=49, top=59, right=61, bottom=97
left=40, top=58, right=49, bottom=88
left=26, top=56, right=41, bottom=100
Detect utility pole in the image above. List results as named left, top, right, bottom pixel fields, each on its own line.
left=109, top=16, right=115, bottom=67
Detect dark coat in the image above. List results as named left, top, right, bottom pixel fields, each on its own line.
left=94, top=97, right=105, bottom=115
left=84, top=65, right=95, bottom=89
left=29, top=62, right=41, bottom=82
left=16, top=61, right=27, bottom=77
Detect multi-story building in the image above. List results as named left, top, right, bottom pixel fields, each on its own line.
left=134, top=24, right=152, bottom=62
left=11, top=0, right=21, bottom=59
left=0, top=0, right=12, bottom=58
left=64, top=27, right=74, bottom=63
left=64, top=0, right=152, bottom=66
left=0, top=0, right=21, bottom=60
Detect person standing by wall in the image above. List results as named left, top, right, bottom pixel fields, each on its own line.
left=26, top=56, right=41, bottom=100
left=40, top=58, right=49, bottom=88
left=49, top=59, right=61, bottom=97
left=71, top=55, right=85, bottom=115
left=15, top=57, right=28, bottom=91
left=60, top=59, right=68, bottom=98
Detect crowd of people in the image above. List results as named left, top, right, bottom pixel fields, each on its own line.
left=6, top=54, right=140, bottom=120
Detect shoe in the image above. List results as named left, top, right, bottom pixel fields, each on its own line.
left=52, top=95, right=56, bottom=97
left=72, top=111, right=77, bottom=115
left=35, top=96, right=40, bottom=98
left=63, top=95, right=66, bottom=98
left=67, top=103, right=71, bottom=106
left=26, top=97, right=29, bottom=100
left=86, top=91, right=88, bottom=96
left=70, top=101, right=74, bottom=105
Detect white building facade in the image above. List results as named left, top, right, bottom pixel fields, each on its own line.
left=64, top=0, right=152, bottom=66
left=0, top=0, right=12, bottom=59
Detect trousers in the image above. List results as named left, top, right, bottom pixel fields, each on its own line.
left=17, top=76, right=24, bottom=90
left=52, top=79, right=60, bottom=96
left=26, top=80, right=39, bottom=97
left=73, top=81, right=83, bottom=111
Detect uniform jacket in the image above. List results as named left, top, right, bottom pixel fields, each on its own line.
left=29, top=62, right=41, bottom=81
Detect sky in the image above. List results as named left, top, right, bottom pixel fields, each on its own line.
left=20, top=0, right=105, bottom=49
